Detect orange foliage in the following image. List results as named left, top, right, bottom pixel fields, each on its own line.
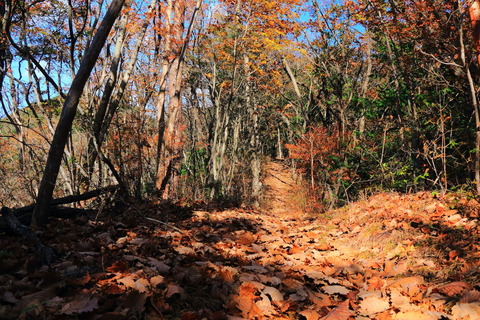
left=285, top=126, right=339, bottom=177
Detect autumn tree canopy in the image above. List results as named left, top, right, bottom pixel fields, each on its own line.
left=1, top=0, right=480, bottom=215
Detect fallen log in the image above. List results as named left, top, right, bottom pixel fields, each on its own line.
left=14, top=184, right=120, bottom=215
left=10, top=185, right=120, bottom=225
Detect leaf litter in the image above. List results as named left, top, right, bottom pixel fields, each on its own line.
left=0, top=191, right=479, bottom=319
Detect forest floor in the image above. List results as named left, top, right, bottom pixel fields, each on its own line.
left=1, top=162, right=480, bottom=319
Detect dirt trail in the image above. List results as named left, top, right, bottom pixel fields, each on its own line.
left=261, top=160, right=306, bottom=217
left=1, top=184, right=479, bottom=319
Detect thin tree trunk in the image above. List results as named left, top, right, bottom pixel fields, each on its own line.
left=0, top=0, right=6, bottom=94
left=282, top=57, right=301, bottom=99
left=467, top=0, right=480, bottom=195
left=87, top=0, right=155, bottom=189
left=155, top=0, right=173, bottom=192
left=85, top=13, right=127, bottom=183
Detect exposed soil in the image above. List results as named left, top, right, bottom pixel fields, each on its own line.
left=261, top=160, right=306, bottom=218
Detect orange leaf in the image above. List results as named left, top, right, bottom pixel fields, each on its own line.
left=218, top=266, right=237, bottom=282
left=107, top=261, right=128, bottom=273
left=299, top=309, right=322, bottom=320
left=367, top=276, right=385, bottom=290
left=235, top=282, right=261, bottom=318
left=118, top=275, right=136, bottom=289
left=448, top=250, right=460, bottom=261
left=288, top=244, right=303, bottom=254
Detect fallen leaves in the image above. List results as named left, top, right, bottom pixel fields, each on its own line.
left=1, top=191, right=479, bottom=319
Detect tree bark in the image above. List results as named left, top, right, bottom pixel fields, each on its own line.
left=156, top=0, right=202, bottom=197
left=32, top=0, right=126, bottom=227
left=467, top=0, right=480, bottom=195
left=282, top=58, right=301, bottom=99
left=0, top=0, right=6, bottom=94
left=155, top=0, right=173, bottom=192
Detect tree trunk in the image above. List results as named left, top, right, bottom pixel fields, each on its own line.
left=155, top=0, right=174, bottom=193
left=467, top=0, right=480, bottom=195
left=86, top=13, right=128, bottom=181
left=156, top=0, right=202, bottom=197
left=32, top=0, right=126, bottom=227
left=87, top=0, right=155, bottom=190
left=0, top=0, right=6, bottom=94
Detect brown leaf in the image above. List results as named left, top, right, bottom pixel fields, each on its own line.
left=234, top=282, right=260, bottom=318
left=274, top=299, right=293, bottom=312
left=218, top=266, right=238, bottom=282
left=165, top=283, right=185, bottom=299
left=282, top=278, right=303, bottom=290
left=375, top=310, right=394, bottom=320
left=174, top=245, right=196, bottom=255
left=20, top=287, right=57, bottom=315
left=148, top=257, right=171, bottom=273
left=460, top=290, right=480, bottom=303
left=448, top=250, right=460, bottom=261
left=123, top=291, right=147, bottom=317
left=236, top=231, right=256, bottom=245
left=308, top=290, right=333, bottom=308
left=387, top=276, right=424, bottom=289
left=243, top=265, right=269, bottom=273
left=321, top=300, right=352, bottom=320
left=256, top=293, right=275, bottom=316
left=393, top=310, right=441, bottom=320
left=389, top=288, right=411, bottom=310
left=322, top=285, right=350, bottom=295
left=60, top=295, right=99, bottom=315
left=263, top=286, right=283, bottom=302
left=382, top=260, right=408, bottom=277
left=288, top=245, right=303, bottom=254
left=316, top=243, right=331, bottom=251
left=368, top=276, right=386, bottom=290
left=452, top=302, right=480, bottom=319
left=102, top=283, right=124, bottom=295
left=435, top=281, right=470, bottom=297
left=359, top=296, right=390, bottom=316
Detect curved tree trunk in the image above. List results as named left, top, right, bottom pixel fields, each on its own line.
left=32, top=0, right=126, bottom=227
